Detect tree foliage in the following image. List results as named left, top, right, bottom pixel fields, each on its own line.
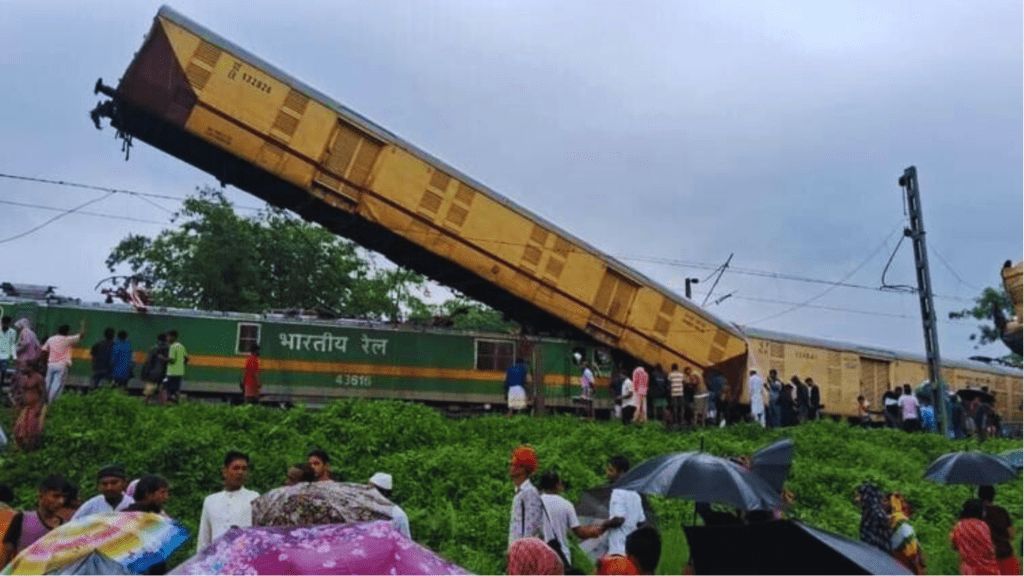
left=106, top=188, right=429, bottom=320
left=948, top=286, right=1022, bottom=367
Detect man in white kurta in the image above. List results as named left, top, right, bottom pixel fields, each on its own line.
left=197, top=452, right=259, bottom=552
left=749, top=370, right=766, bottom=427
left=71, top=466, right=135, bottom=520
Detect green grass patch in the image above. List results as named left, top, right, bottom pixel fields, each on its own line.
left=0, top=390, right=1019, bottom=574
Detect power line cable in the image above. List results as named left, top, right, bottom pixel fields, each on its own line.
left=0, top=172, right=262, bottom=212
left=0, top=192, right=115, bottom=244
left=744, top=225, right=905, bottom=326
left=930, top=246, right=981, bottom=291
left=0, top=171, right=979, bottom=305
left=0, top=198, right=165, bottom=225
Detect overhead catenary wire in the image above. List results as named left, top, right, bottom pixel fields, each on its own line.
left=744, top=225, right=906, bottom=326
left=0, top=171, right=979, bottom=307
left=0, top=192, right=116, bottom=244
left=0, top=198, right=166, bottom=225
left=0, top=172, right=263, bottom=212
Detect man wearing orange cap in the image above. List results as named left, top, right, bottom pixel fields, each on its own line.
left=508, top=445, right=544, bottom=547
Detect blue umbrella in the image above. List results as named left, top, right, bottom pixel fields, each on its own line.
left=924, top=451, right=1018, bottom=485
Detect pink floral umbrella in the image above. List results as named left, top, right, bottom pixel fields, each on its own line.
left=169, top=521, right=471, bottom=575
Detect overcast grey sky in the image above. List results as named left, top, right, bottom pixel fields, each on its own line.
left=0, top=1, right=1020, bottom=363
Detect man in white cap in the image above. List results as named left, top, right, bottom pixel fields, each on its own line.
left=369, top=472, right=410, bottom=539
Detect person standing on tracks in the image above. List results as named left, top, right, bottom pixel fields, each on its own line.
left=242, top=344, right=260, bottom=404
left=631, top=365, right=649, bottom=424
left=0, top=317, right=17, bottom=393
left=88, top=328, right=115, bottom=390
left=898, top=384, right=920, bottom=432
left=882, top=386, right=901, bottom=428
left=765, top=369, right=783, bottom=428
left=40, top=321, right=85, bottom=403
left=141, top=333, right=169, bottom=404
left=794, top=376, right=810, bottom=423
left=579, top=361, right=596, bottom=420
left=667, top=364, right=684, bottom=429
left=682, top=367, right=700, bottom=426
left=505, top=357, right=529, bottom=418
left=110, top=330, right=133, bottom=390
left=649, top=364, right=669, bottom=424
left=162, top=329, right=188, bottom=404
left=609, top=369, right=625, bottom=420
left=748, top=370, right=765, bottom=427
left=618, top=372, right=637, bottom=425
left=806, top=377, right=822, bottom=421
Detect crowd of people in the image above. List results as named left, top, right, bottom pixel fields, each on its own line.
left=855, top=482, right=1019, bottom=576
left=506, top=446, right=658, bottom=575
left=1, top=318, right=194, bottom=452
left=0, top=448, right=410, bottom=573
left=855, top=384, right=1004, bottom=439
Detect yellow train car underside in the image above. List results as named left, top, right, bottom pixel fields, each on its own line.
left=102, top=7, right=749, bottom=386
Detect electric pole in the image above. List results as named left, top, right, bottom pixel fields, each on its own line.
left=898, top=166, right=948, bottom=436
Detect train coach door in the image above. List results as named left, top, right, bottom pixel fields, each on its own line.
left=860, top=357, right=890, bottom=410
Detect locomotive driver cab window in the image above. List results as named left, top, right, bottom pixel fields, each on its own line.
left=475, top=339, right=515, bottom=371
left=236, top=323, right=261, bottom=354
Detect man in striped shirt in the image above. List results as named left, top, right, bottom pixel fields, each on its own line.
left=668, top=364, right=685, bottom=428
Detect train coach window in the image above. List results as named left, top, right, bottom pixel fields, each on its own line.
left=476, top=339, right=515, bottom=371
left=236, top=323, right=261, bottom=354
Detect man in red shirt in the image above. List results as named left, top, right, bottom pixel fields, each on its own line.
left=242, top=344, right=260, bottom=404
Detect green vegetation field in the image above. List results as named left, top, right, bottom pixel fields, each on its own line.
left=1, top=391, right=1020, bottom=574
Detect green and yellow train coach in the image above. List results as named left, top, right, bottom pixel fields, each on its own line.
left=0, top=298, right=611, bottom=411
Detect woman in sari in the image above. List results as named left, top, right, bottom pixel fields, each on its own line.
left=12, top=365, right=46, bottom=451
left=854, top=483, right=891, bottom=553
left=888, top=491, right=926, bottom=574
left=949, top=499, right=999, bottom=575
left=13, top=319, right=41, bottom=372
left=507, top=537, right=564, bottom=575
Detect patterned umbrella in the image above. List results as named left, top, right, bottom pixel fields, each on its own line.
left=251, top=481, right=393, bottom=527
left=2, top=512, right=188, bottom=575
left=924, top=451, right=1018, bottom=485
left=169, top=520, right=471, bottom=575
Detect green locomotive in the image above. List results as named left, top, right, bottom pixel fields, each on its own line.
left=0, top=295, right=608, bottom=412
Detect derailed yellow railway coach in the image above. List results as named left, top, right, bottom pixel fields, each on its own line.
left=91, top=7, right=748, bottom=385
left=744, top=327, right=1023, bottom=425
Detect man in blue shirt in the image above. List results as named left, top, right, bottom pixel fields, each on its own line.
left=111, top=331, right=133, bottom=390
left=505, top=358, right=528, bottom=417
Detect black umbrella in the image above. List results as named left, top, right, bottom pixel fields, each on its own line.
left=683, top=520, right=911, bottom=575
left=923, top=451, right=1018, bottom=485
left=750, top=439, right=794, bottom=494
left=955, top=387, right=995, bottom=404
left=612, top=452, right=782, bottom=511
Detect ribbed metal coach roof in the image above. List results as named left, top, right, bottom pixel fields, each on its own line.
left=154, top=5, right=746, bottom=342
left=742, top=326, right=1023, bottom=377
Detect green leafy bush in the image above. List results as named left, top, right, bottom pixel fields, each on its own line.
left=0, top=391, right=1019, bottom=574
